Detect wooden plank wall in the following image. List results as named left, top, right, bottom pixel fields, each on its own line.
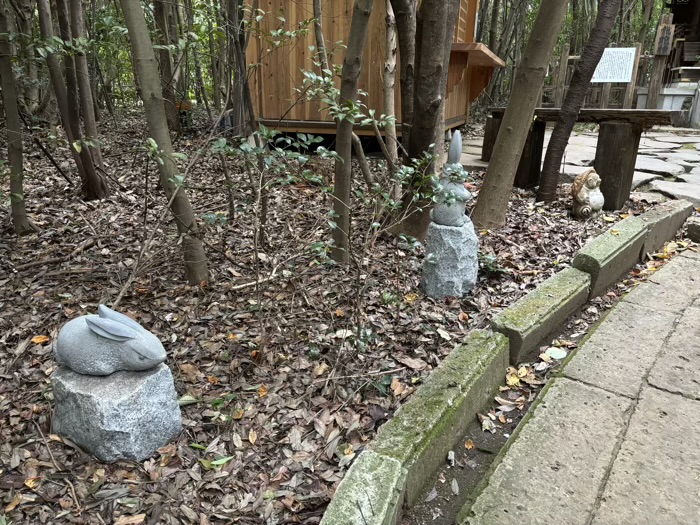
left=247, top=0, right=475, bottom=131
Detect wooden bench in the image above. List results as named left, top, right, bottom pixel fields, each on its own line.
left=482, top=108, right=686, bottom=209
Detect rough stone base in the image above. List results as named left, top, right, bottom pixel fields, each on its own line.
left=422, top=222, right=478, bottom=299
left=52, top=364, right=182, bottom=462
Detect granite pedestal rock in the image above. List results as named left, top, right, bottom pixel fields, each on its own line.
left=52, top=305, right=181, bottom=462
left=422, top=131, right=479, bottom=299
left=52, top=364, right=181, bottom=462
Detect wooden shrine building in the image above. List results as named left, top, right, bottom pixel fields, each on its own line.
left=245, top=0, right=504, bottom=135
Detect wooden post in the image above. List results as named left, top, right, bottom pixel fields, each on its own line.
left=599, top=83, right=612, bottom=108
left=623, top=43, right=642, bottom=109
left=482, top=115, right=502, bottom=161
left=514, top=119, right=546, bottom=189
left=554, top=44, right=570, bottom=107
left=647, top=14, right=674, bottom=110
left=594, top=121, right=643, bottom=210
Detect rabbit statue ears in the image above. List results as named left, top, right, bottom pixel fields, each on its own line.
left=447, top=130, right=462, bottom=165
left=85, top=305, right=144, bottom=341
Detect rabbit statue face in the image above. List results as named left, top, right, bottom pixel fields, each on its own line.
left=55, top=305, right=167, bottom=376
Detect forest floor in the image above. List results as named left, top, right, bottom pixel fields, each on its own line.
left=0, top=113, right=669, bottom=524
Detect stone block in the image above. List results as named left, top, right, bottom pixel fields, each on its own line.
left=422, top=222, right=478, bottom=299
left=637, top=199, right=693, bottom=256
left=460, top=378, right=633, bottom=525
left=563, top=301, right=677, bottom=398
left=572, top=217, right=647, bottom=298
left=491, top=267, right=590, bottom=363
left=52, top=364, right=182, bottom=462
left=320, top=451, right=406, bottom=525
left=686, top=216, right=700, bottom=243
left=370, top=331, right=508, bottom=507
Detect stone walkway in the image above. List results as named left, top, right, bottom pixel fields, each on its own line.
left=462, top=129, right=700, bottom=205
left=462, top=249, right=700, bottom=525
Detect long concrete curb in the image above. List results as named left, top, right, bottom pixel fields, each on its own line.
left=491, top=267, right=591, bottom=363
left=320, top=331, right=509, bottom=525
left=573, top=200, right=693, bottom=299
left=321, top=201, right=693, bottom=525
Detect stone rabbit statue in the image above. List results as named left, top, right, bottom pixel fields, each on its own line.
left=571, top=168, right=605, bottom=219
left=431, top=130, right=472, bottom=227
left=55, top=305, right=167, bottom=375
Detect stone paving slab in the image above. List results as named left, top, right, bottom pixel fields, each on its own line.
left=639, top=138, right=681, bottom=149
left=658, top=151, right=700, bottom=163
left=653, top=134, right=700, bottom=144
left=629, top=191, right=668, bottom=204
left=650, top=179, right=700, bottom=205
left=648, top=305, right=700, bottom=400
left=635, top=156, right=686, bottom=176
left=591, top=387, right=700, bottom=525
left=623, top=265, right=698, bottom=314
left=563, top=301, right=677, bottom=398
left=632, top=171, right=663, bottom=190
left=463, top=378, right=633, bottom=525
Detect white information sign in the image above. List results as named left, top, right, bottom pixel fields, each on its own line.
left=591, top=48, right=637, bottom=83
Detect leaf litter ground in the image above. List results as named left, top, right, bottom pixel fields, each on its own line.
left=0, top=114, right=689, bottom=524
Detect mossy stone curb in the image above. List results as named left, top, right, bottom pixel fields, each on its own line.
left=370, top=331, right=509, bottom=507
left=320, top=450, right=406, bottom=525
left=491, top=267, right=590, bottom=364
left=573, top=216, right=647, bottom=298
left=637, top=199, right=693, bottom=256
left=320, top=331, right=508, bottom=524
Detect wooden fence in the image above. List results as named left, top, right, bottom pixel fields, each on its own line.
left=538, top=44, right=651, bottom=109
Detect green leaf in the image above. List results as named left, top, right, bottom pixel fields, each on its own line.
left=210, top=455, right=236, bottom=466
left=72, top=141, right=82, bottom=153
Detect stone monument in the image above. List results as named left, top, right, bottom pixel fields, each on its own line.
left=52, top=305, right=181, bottom=462
left=422, top=131, right=479, bottom=298
left=571, top=168, right=605, bottom=219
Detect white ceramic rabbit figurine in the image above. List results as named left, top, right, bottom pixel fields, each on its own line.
left=55, top=305, right=167, bottom=375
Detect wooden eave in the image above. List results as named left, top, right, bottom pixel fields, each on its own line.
left=451, top=42, right=506, bottom=68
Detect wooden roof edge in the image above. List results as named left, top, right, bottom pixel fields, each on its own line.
left=451, top=42, right=506, bottom=68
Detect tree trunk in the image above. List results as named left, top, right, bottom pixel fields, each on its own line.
left=15, top=0, right=39, bottom=110
left=331, top=0, right=374, bottom=264
left=312, top=0, right=330, bottom=73
left=476, top=0, right=488, bottom=43
left=38, top=0, right=108, bottom=199
left=537, top=0, right=621, bottom=202
left=488, top=0, right=500, bottom=52
left=384, top=0, right=399, bottom=182
left=471, top=0, right=568, bottom=229
left=395, top=0, right=460, bottom=240
left=0, top=3, right=37, bottom=235
left=70, top=0, right=106, bottom=172
left=154, top=0, right=180, bottom=132
left=207, top=0, right=221, bottom=111
left=637, top=0, right=654, bottom=46
left=389, top=0, right=416, bottom=152
left=120, top=0, right=209, bottom=284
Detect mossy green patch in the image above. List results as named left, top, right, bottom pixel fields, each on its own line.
left=370, top=331, right=509, bottom=505
left=491, top=268, right=590, bottom=363
left=573, top=216, right=647, bottom=297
